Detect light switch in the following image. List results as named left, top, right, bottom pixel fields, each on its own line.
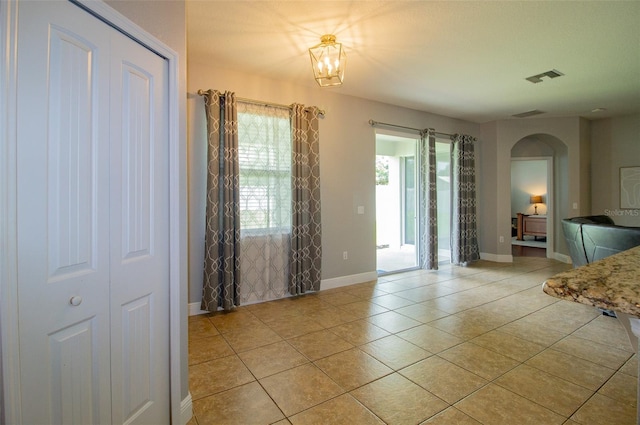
left=357, top=206, right=364, bottom=214
left=572, top=202, right=578, bottom=210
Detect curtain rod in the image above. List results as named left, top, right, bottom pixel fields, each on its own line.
left=197, top=89, right=325, bottom=117
left=368, top=119, right=455, bottom=139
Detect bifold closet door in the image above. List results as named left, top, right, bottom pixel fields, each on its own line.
left=15, top=1, right=170, bottom=423
left=108, top=19, right=171, bottom=425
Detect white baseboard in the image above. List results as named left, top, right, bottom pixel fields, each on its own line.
left=188, top=302, right=209, bottom=316
left=181, top=393, right=193, bottom=425
left=188, top=271, right=378, bottom=315
left=552, top=252, right=572, bottom=264
left=321, top=271, right=378, bottom=291
left=480, top=251, right=572, bottom=264
left=189, top=294, right=296, bottom=316
left=480, top=252, right=513, bottom=262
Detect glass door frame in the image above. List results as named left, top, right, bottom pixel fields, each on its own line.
left=375, top=130, right=420, bottom=275
left=435, top=138, right=452, bottom=265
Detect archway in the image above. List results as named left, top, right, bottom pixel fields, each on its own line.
left=510, top=134, right=568, bottom=259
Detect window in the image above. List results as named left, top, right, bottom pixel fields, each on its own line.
left=237, top=102, right=291, bottom=233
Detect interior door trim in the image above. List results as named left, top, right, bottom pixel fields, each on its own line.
left=510, top=156, right=555, bottom=260
left=0, top=0, right=21, bottom=422
left=0, top=1, right=187, bottom=423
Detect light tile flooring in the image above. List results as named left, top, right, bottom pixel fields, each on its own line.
left=187, top=257, right=637, bottom=425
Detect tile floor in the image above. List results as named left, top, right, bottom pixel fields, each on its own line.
left=187, top=257, right=637, bottom=425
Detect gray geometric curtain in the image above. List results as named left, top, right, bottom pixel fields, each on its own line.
left=451, top=134, right=480, bottom=265
left=419, top=130, right=439, bottom=270
left=289, top=104, right=322, bottom=295
left=201, top=90, right=241, bottom=311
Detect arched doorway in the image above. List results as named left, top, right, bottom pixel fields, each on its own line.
left=510, top=134, right=569, bottom=259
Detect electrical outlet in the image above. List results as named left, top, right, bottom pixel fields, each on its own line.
left=343, top=251, right=348, bottom=260
left=499, top=236, right=504, bottom=243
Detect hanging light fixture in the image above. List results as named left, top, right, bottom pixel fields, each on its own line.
left=308, top=34, right=346, bottom=87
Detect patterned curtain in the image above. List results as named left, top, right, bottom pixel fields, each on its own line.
left=289, top=104, right=322, bottom=295
left=201, top=90, right=241, bottom=311
left=418, top=130, right=439, bottom=269
left=237, top=102, right=291, bottom=304
left=451, top=134, right=480, bottom=265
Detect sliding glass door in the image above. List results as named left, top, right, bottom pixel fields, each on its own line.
left=404, top=157, right=416, bottom=245
left=435, top=140, right=452, bottom=264
left=375, top=133, right=418, bottom=274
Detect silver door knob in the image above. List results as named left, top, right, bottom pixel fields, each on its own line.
left=69, top=296, right=83, bottom=306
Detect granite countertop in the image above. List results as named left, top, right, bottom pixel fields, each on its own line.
left=543, top=245, right=640, bottom=317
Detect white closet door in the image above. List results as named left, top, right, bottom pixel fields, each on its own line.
left=15, top=1, right=170, bottom=424
left=16, top=2, right=113, bottom=422
left=108, top=25, right=170, bottom=425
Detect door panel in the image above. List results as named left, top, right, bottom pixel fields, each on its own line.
left=47, top=26, right=99, bottom=280
left=17, top=3, right=112, bottom=423
left=120, top=63, right=153, bottom=259
left=109, top=26, right=170, bottom=425
left=403, top=156, right=415, bottom=245
left=49, top=318, right=99, bottom=424
left=16, top=2, right=170, bottom=424
left=120, top=295, right=153, bottom=420
left=436, top=141, right=452, bottom=264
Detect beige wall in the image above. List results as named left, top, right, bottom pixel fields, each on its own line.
left=479, top=117, right=590, bottom=261
left=511, top=159, right=549, bottom=216
left=187, top=62, right=628, bottom=304
left=591, top=114, right=640, bottom=227
left=106, top=0, right=637, bottom=313
left=478, top=122, right=498, bottom=256
left=187, top=61, right=479, bottom=304
left=104, top=0, right=190, bottom=405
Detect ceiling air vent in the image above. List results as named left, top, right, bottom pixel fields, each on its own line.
left=512, top=110, right=546, bottom=118
left=525, top=69, right=564, bottom=84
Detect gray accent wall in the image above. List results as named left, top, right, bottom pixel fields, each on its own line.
left=591, top=114, right=640, bottom=227
left=480, top=118, right=589, bottom=261
left=109, top=1, right=639, bottom=321
left=187, top=63, right=636, bottom=305
left=187, top=64, right=478, bottom=304
left=511, top=159, right=548, bottom=216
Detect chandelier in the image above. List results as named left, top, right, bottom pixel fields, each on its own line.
left=308, top=34, right=346, bottom=87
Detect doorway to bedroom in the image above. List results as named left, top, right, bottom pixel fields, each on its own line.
left=510, top=157, right=551, bottom=257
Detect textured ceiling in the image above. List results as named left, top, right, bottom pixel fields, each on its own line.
left=187, top=1, right=640, bottom=123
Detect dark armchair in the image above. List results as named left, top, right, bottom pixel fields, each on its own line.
left=561, top=215, right=640, bottom=351
left=561, top=215, right=640, bottom=267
